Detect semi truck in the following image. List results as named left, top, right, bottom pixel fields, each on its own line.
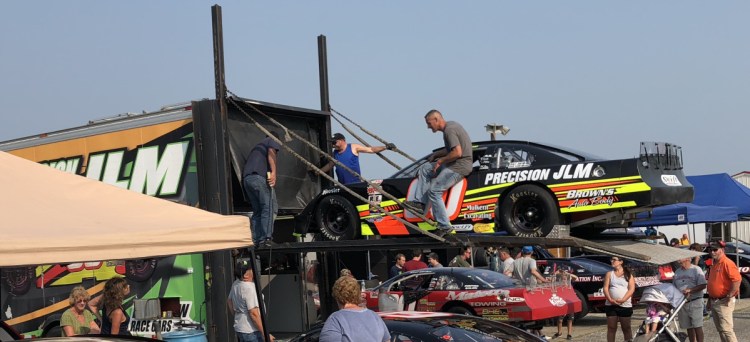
left=0, top=98, right=331, bottom=338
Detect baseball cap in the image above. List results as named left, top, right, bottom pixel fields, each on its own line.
left=332, top=133, right=345, bottom=142
left=710, top=240, right=726, bottom=249
left=234, top=258, right=252, bottom=279
left=522, top=246, right=533, bottom=254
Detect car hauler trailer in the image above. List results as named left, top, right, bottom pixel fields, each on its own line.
left=0, top=98, right=331, bottom=338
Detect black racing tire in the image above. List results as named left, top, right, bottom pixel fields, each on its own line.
left=315, top=195, right=360, bottom=241
left=43, top=324, right=62, bottom=337
left=125, top=259, right=157, bottom=282
left=496, top=185, right=561, bottom=237
left=573, top=290, right=589, bottom=320
left=445, top=305, right=474, bottom=316
left=740, top=276, right=750, bottom=299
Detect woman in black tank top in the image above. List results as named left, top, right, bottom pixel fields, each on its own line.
left=98, top=277, right=132, bottom=336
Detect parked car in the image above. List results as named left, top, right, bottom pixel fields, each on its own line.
left=535, top=258, right=614, bottom=319
left=573, top=255, right=673, bottom=284
left=363, top=267, right=580, bottom=325
left=723, top=242, right=750, bottom=256
left=0, top=321, right=22, bottom=341
left=295, top=140, right=693, bottom=240
left=288, top=311, right=544, bottom=342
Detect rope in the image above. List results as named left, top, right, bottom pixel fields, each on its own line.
left=328, top=113, right=401, bottom=170
left=330, top=107, right=417, bottom=162
left=225, top=92, right=450, bottom=243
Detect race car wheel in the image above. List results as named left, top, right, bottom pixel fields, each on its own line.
left=3, top=267, right=34, bottom=295
left=315, top=195, right=360, bottom=241
left=740, top=276, right=750, bottom=298
left=445, top=305, right=474, bottom=316
left=573, top=290, right=589, bottom=320
left=497, top=185, right=561, bottom=237
left=125, top=259, right=157, bottom=282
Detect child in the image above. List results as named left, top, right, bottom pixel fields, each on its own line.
left=553, top=266, right=578, bottom=340
left=645, top=301, right=669, bottom=334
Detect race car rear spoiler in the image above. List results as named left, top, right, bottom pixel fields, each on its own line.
left=640, top=142, right=683, bottom=170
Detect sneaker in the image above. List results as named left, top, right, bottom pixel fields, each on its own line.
left=566, top=335, right=572, bottom=340
left=257, top=240, right=277, bottom=248
left=552, top=333, right=562, bottom=338
left=434, top=226, right=455, bottom=237
left=403, top=201, right=425, bottom=211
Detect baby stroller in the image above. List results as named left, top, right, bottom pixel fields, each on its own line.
left=633, top=283, right=688, bottom=342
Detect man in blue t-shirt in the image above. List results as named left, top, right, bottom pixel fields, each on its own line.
left=320, top=133, right=395, bottom=184
left=242, top=132, right=281, bottom=247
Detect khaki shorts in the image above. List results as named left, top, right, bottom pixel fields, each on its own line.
left=677, top=298, right=704, bottom=329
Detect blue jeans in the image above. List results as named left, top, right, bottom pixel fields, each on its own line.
left=413, top=162, right=462, bottom=227
left=236, top=331, right=264, bottom=342
left=244, top=174, right=276, bottom=244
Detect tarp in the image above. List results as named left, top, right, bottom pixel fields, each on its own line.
left=630, top=173, right=750, bottom=227
left=631, top=203, right=738, bottom=227
left=688, top=173, right=750, bottom=219
left=0, top=151, right=252, bottom=267
left=600, top=241, right=704, bottom=265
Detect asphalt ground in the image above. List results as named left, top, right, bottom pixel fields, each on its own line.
left=540, top=298, right=750, bottom=341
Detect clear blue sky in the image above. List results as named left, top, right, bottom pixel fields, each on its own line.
left=1, top=2, right=748, bottom=179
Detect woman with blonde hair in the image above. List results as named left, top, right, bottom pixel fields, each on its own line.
left=319, top=276, right=390, bottom=342
left=60, top=286, right=100, bottom=336
left=98, top=277, right=131, bottom=335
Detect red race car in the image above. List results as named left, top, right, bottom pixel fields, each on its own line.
left=364, top=267, right=581, bottom=323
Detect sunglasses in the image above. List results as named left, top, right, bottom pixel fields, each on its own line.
left=710, top=248, right=720, bottom=252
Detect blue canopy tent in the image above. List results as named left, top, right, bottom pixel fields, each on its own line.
left=631, top=203, right=738, bottom=227
left=629, top=173, right=750, bottom=243
left=688, top=173, right=750, bottom=220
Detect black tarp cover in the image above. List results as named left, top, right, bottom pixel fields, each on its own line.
left=226, top=98, right=330, bottom=213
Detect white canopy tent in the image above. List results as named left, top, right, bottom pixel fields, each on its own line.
left=0, top=151, right=252, bottom=267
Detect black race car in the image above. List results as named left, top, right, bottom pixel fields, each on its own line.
left=573, top=255, right=674, bottom=284
left=289, top=311, right=545, bottom=342
left=296, top=140, right=693, bottom=240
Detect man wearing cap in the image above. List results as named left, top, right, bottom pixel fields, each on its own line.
left=227, top=260, right=273, bottom=342
left=403, top=110, right=472, bottom=236
left=513, top=246, right=549, bottom=286
left=320, top=133, right=395, bottom=185
left=706, top=240, right=741, bottom=342
left=243, top=132, right=281, bottom=248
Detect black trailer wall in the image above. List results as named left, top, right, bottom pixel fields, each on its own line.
left=224, top=98, right=331, bottom=215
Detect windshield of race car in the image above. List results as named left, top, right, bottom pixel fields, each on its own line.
left=462, top=270, right=518, bottom=289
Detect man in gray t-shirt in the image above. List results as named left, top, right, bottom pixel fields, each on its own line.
left=404, top=110, right=472, bottom=234
left=673, top=257, right=707, bottom=337
left=512, top=246, right=549, bottom=286
left=227, top=260, right=272, bottom=341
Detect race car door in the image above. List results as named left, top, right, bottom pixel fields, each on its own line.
left=379, top=272, right=434, bottom=312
